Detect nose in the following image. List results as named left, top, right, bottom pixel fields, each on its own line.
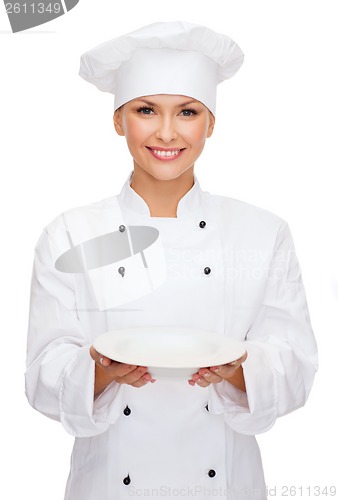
left=155, top=116, right=178, bottom=143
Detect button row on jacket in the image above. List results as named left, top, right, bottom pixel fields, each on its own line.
left=119, top=266, right=211, bottom=277
left=123, top=474, right=131, bottom=485
left=123, top=405, right=131, bottom=416
left=124, top=471, right=216, bottom=485
left=199, top=221, right=211, bottom=282
left=123, top=398, right=210, bottom=415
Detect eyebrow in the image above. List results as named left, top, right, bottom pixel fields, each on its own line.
left=135, top=98, right=199, bottom=108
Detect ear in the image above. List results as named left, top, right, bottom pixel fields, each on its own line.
left=113, top=108, right=125, bottom=136
left=206, top=112, right=215, bottom=138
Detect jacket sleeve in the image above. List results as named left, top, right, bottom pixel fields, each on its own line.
left=208, top=223, right=318, bottom=435
left=25, top=228, right=125, bottom=437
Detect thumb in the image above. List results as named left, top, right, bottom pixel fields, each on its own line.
left=90, top=346, right=112, bottom=367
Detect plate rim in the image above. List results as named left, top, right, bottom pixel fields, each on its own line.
left=93, top=327, right=246, bottom=368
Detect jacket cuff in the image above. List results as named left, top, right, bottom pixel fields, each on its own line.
left=208, top=342, right=277, bottom=435
left=59, top=346, right=124, bottom=437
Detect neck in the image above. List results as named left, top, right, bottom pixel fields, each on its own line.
left=130, top=165, right=195, bottom=217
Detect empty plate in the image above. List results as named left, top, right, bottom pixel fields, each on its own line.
left=93, top=326, right=246, bottom=379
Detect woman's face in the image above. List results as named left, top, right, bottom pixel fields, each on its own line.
left=113, top=94, right=215, bottom=181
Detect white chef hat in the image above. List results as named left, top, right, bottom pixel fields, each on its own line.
left=79, top=21, right=244, bottom=116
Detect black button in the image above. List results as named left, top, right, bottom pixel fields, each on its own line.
left=204, top=267, right=211, bottom=275
left=123, top=475, right=131, bottom=485
left=123, top=405, right=131, bottom=416
left=119, top=225, right=126, bottom=233
left=199, top=221, right=206, bottom=228
left=205, top=404, right=209, bottom=412
left=208, top=469, right=216, bottom=478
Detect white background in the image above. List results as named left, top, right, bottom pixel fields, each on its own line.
left=0, top=0, right=337, bottom=498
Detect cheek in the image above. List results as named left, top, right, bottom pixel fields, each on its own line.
left=124, top=118, right=153, bottom=146
left=183, top=122, right=209, bottom=148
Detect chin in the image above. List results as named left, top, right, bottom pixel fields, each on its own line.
left=157, top=174, right=189, bottom=184
left=146, top=165, right=193, bottom=182
left=150, top=171, right=184, bottom=182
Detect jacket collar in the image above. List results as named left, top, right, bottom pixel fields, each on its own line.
left=117, top=171, right=203, bottom=218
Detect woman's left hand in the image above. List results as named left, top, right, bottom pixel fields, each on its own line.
left=188, top=352, right=248, bottom=391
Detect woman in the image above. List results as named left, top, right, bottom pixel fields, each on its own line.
left=25, top=21, right=318, bottom=500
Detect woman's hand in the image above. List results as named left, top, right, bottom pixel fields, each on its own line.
left=188, top=352, right=248, bottom=392
left=90, top=346, right=156, bottom=398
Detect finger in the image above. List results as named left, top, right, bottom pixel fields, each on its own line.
left=116, top=366, right=149, bottom=385
left=100, top=356, right=112, bottom=367
left=194, top=377, right=210, bottom=388
left=228, top=352, right=248, bottom=367
left=89, top=346, right=100, bottom=362
left=106, top=361, right=138, bottom=379
left=190, top=373, right=210, bottom=388
left=129, top=370, right=156, bottom=388
left=130, top=374, right=154, bottom=388
left=210, top=351, right=248, bottom=374
left=90, top=346, right=112, bottom=367
left=240, top=351, right=248, bottom=363
left=209, top=364, right=237, bottom=379
left=198, top=368, right=223, bottom=384
left=91, top=351, right=138, bottom=379
left=188, top=374, right=199, bottom=386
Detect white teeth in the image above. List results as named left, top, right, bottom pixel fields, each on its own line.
left=152, top=149, right=180, bottom=157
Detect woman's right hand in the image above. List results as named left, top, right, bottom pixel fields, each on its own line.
left=90, top=346, right=155, bottom=398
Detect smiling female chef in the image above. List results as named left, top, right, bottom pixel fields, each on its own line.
left=25, top=21, right=318, bottom=500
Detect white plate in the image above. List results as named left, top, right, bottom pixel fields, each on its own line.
left=93, top=327, right=246, bottom=380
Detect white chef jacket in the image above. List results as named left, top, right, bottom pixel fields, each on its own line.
left=25, top=171, right=318, bottom=500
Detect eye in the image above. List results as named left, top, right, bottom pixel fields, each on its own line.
left=137, top=106, right=155, bottom=115
left=180, top=108, right=198, bottom=117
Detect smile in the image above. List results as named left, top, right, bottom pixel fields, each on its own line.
left=146, top=147, right=185, bottom=160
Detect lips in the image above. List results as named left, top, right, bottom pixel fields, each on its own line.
left=146, top=147, right=185, bottom=160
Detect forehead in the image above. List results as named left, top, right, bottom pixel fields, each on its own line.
left=126, top=94, right=204, bottom=107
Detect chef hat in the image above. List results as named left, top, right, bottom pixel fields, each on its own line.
left=79, top=21, right=244, bottom=116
